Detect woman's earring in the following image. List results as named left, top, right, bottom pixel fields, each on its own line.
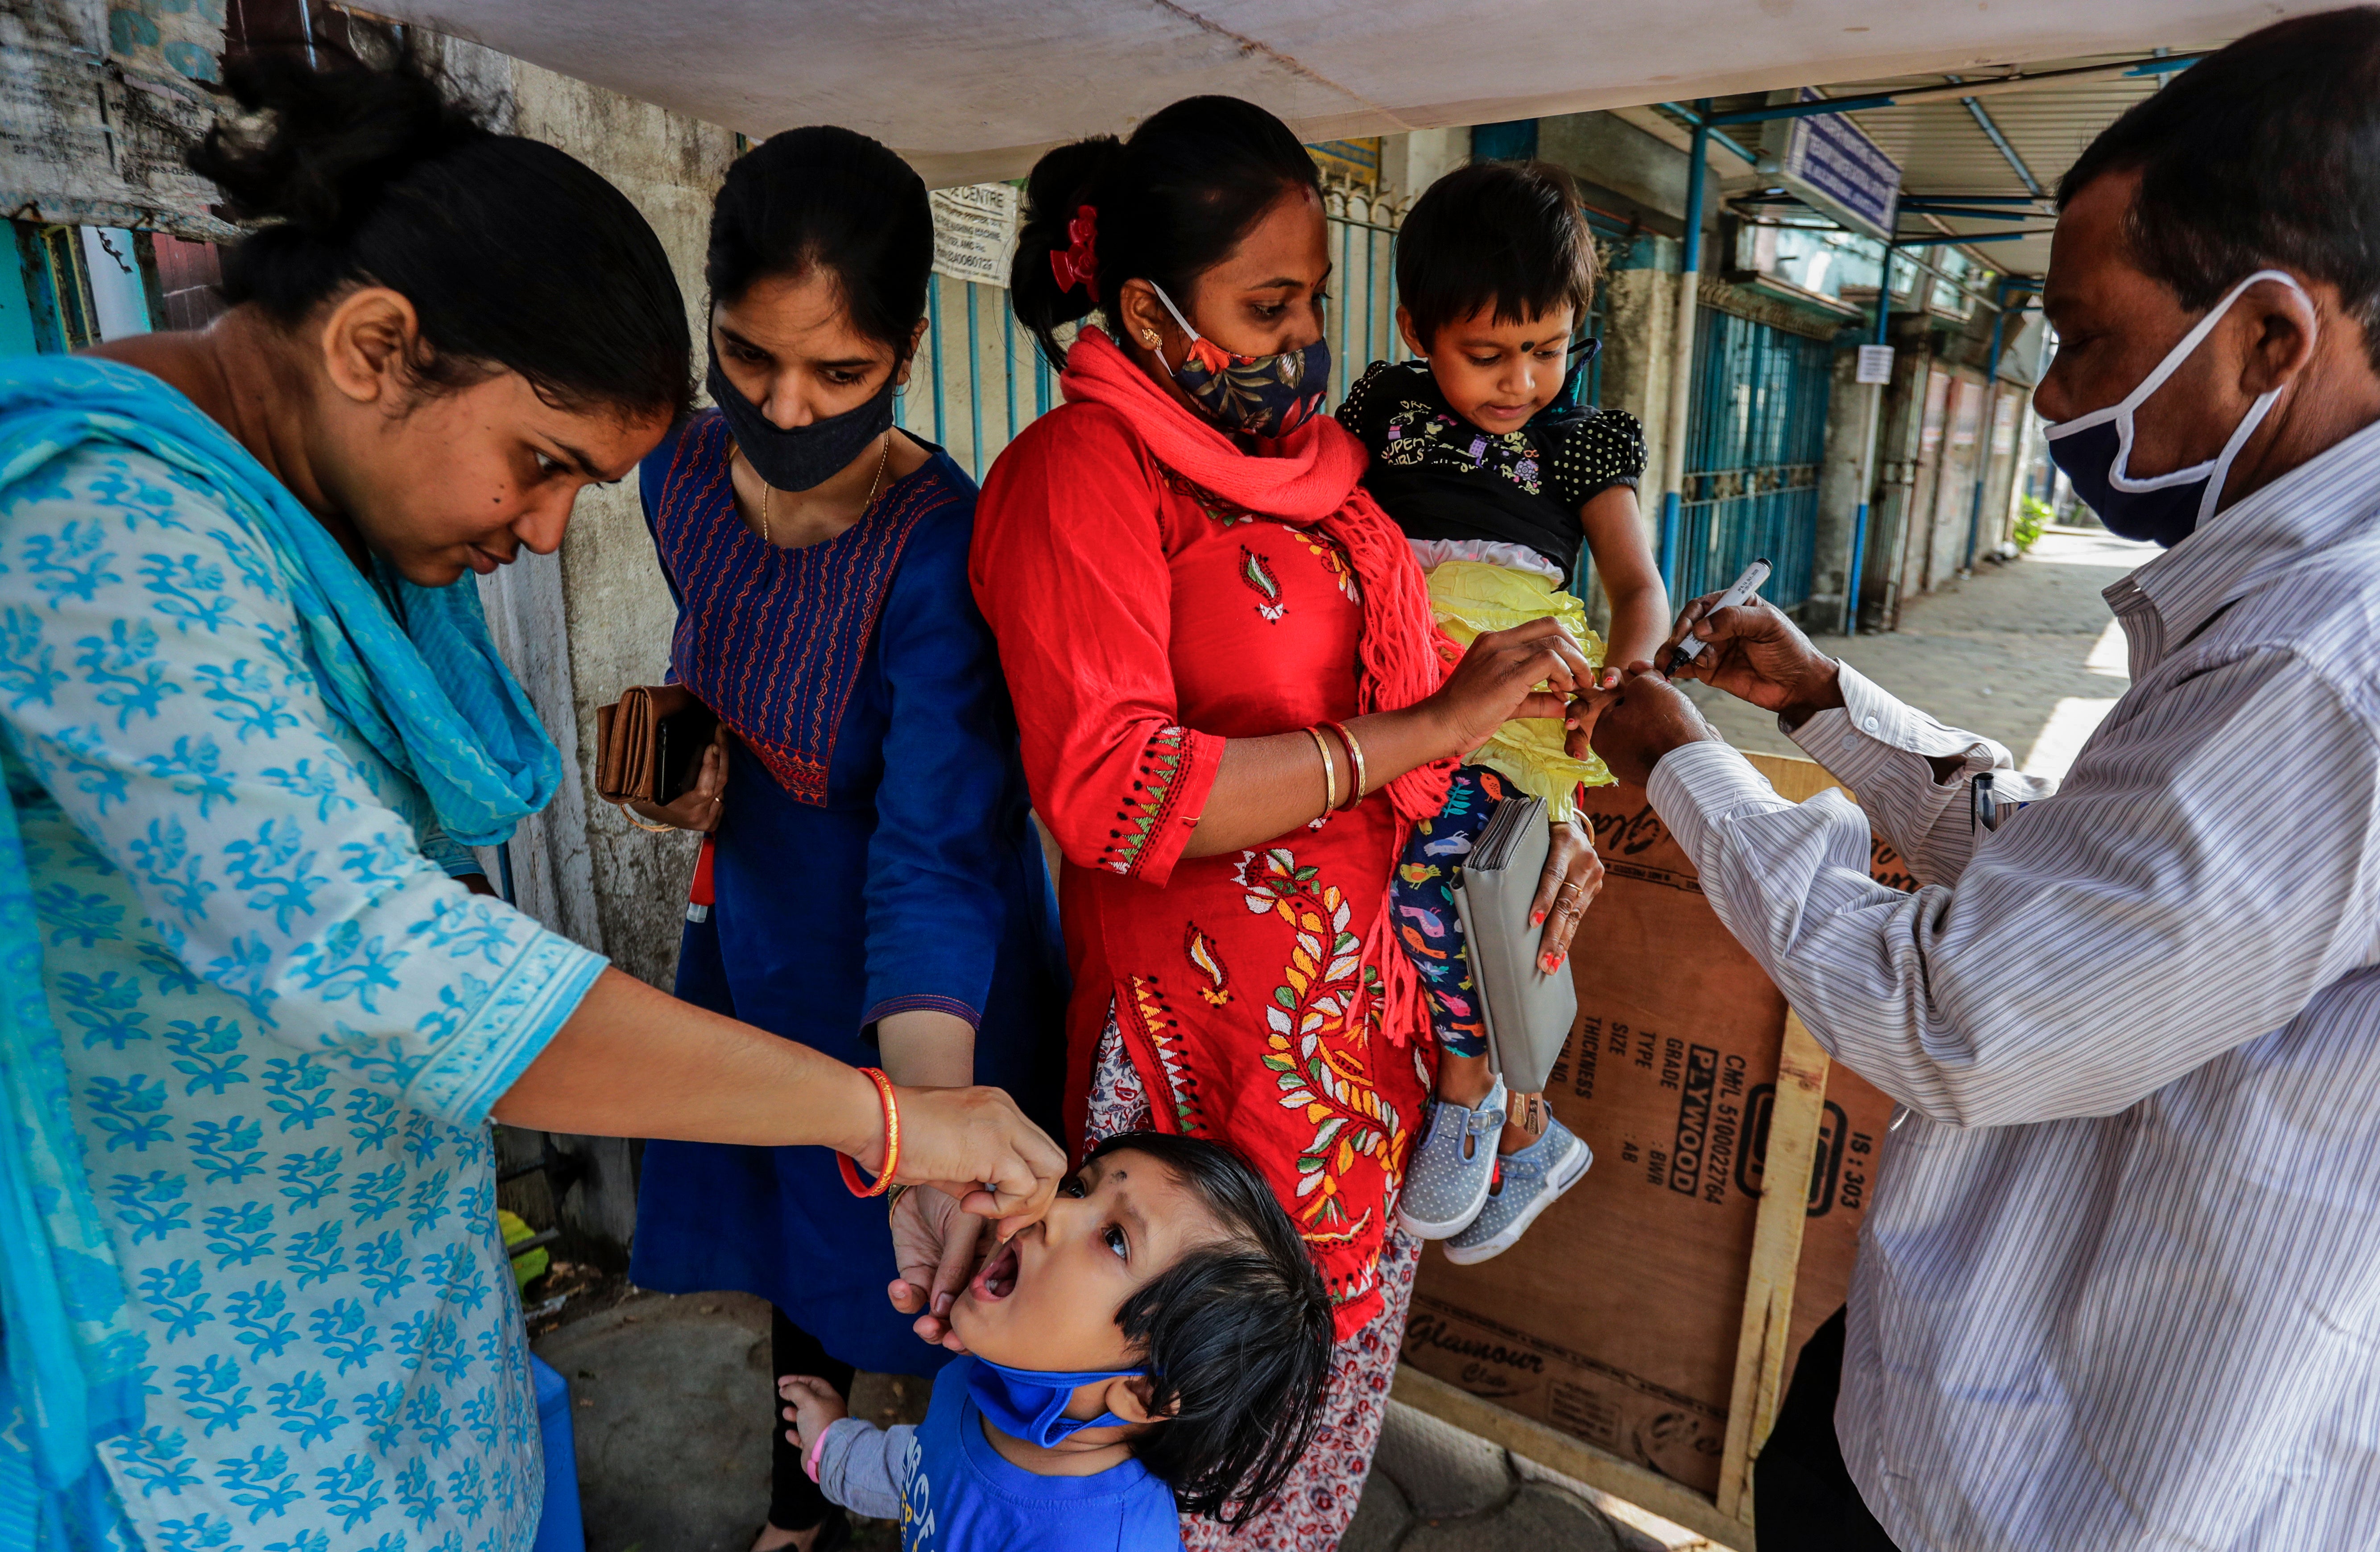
left=1141, top=330, right=1162, bottom=349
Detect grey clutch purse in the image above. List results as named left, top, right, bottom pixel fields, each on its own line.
left=1449, top=794, right=1580, bottom=1094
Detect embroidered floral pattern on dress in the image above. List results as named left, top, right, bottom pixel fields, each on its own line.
left=1183, top=923, right=1231, bottom=1007
left=1122, top=974, right=1202, bottom=1134
left=1098, top=724, right=1194, bottom=878
left=1286, top=524, right=1362, bottom=605
left=1379, top=403, right=1545, bottom=494
left=654, top=413, right=940, bottom=805
left=1163, top=470, right=1258, bottom=529
left=1239, top=546, right=1286, bottom=622
left=1236, top=847, right=1408, bottom=1280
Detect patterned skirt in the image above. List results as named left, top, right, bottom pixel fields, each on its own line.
left=1089, top=1019, right=1420, bottom=1552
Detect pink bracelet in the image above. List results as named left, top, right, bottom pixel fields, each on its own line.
left=804, top=1422, right=832, bottom=1483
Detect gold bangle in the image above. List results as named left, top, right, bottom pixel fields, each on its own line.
left=1324, top=720, right=1368, bottom=810
left=1303, top=726, right=1337, bottom=816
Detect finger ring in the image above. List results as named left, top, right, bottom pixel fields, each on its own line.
left=1558, top=881, right=1584, bottom=896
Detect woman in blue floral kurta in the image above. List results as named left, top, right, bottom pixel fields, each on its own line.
left=0, top=373, right=583, bottom=1550
left=0, top=50, right=1064, bottom=1552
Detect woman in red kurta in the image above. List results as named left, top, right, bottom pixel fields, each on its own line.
left=969, top=96, right=1603, bottom=1548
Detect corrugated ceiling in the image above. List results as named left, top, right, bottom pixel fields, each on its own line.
left=371, top=1, right=2314, bottom=190
left=1821, top=47, right=2219, bottom=277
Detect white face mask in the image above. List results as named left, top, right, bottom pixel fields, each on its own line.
left=2041, top=268, right=2307, bottom=547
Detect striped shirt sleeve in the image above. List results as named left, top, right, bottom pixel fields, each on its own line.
left=1650, top=648, right=2380, bottom=1127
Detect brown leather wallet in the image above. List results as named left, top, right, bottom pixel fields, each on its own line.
left=594, top=685, right=722, bottom=806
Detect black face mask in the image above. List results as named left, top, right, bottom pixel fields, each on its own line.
left=706, top=349, right=897, bottom=492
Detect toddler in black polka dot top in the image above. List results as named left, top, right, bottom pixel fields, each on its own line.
left=1337, top=159, right=1668, bottom=1263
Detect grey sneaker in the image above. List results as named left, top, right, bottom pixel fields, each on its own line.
left=1397, top=1076, right=1508, bottom=1239
left=1443, top=1116, right=1591, bottom=1265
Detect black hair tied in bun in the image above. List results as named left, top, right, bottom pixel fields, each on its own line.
left=189, top=43, right=692, bottom=421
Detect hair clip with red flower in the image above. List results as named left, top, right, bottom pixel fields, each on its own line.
left=1049, top=203, right=1100, bottom=303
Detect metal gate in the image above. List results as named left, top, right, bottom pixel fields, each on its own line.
left=1674, top=306, right=1834, bottom=607
left=896, top=181, right=1414, bottom=481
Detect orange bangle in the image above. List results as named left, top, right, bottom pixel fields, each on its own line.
left=838, top=1067, right=901, bottom=1197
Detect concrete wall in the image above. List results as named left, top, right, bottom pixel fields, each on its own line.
left=1379, top=127, right=1471, bottom=198
left=1537, top=112, right=1693, bottom=235
left=1581, top=255, right=1677, bottom=636
left=433, top=36, right=739, bottom=1268
left=437, top=37, right=733, bottom=993
left=510, top=63, right=733, bottom=992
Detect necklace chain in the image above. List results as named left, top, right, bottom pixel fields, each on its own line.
left=756, top=431, right=892, bottom=549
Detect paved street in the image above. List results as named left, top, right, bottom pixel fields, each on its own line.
left=1682, top=528, right=2157, bottom=781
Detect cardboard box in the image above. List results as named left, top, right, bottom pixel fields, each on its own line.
left=1403, top=759, right=1907, bottom=1497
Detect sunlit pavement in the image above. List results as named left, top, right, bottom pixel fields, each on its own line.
left=1680, top=527, right=2158, bottom=784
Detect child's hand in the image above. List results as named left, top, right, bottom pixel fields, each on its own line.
left=778, top=1375, right=849, bottom=1458
left=1565, top=670, right=1637, bottom=760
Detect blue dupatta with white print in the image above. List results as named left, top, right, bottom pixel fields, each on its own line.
left=0, top=355, right=562, bottom=1543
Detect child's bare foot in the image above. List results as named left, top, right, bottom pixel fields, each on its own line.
left=1500, top=1090, right=1550, bottom=1155
left=750, top=1520, right=827, bottom=1552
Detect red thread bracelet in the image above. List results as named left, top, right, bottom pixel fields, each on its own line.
left=838, top=1067, right=901, bottom=1197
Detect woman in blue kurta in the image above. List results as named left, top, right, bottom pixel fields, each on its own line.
left=621, top=128, right=1066, bottom=1552
left=0, top=53, right=1069, bottom=1552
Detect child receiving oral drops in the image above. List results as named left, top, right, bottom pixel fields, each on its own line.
left=778, top=1133, right=1334, bottom=1550
left=1338, top=160, right=1669, bottom=1262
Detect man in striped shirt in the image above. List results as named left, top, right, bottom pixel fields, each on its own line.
left=1589, top=10, right=2380, bottom=1551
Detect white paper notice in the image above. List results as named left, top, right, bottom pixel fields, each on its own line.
left=931, top=183, right=1021, bottom=288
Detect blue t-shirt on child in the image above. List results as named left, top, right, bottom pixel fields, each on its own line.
left=815, top=1355, right=1184, bottom=1552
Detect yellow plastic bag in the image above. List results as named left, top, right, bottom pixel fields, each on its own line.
left=500, top=1208, right=550, bottom=1290
left=1424, top=561, right=1616, bottom=820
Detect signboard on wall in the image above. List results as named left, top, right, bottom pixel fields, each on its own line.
left=1767, top=89, right=1901, bottom=242
left=1855, top=344, right=1895, bottom=384
left=929, top=182, right=1021, bottom=287
left=1307, top=137, right=1382, bottom=184
left=0, top=0, right=232, bottom=237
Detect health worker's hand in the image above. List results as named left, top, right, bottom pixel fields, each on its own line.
left=875, top=1085, right=1066, bottom=1237
left=1587, top=666, right=1724, bottom=788
left=1658, top=591, right=1845, bottom=728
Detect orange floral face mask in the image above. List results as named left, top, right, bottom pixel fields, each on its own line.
left=1150, top=282, right=1330, bottom=439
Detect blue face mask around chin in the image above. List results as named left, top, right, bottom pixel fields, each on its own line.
left=967, top=1357, right=1145, bottom=1449
left=2042, top=268, right=2305, bottom=548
